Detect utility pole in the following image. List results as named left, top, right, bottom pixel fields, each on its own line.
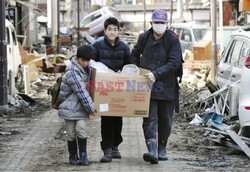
left=0, top=0, right=8, bottom=109
left=211, top=0, right=217, bottom=84
left=170, top=0, right=173, bottom=25
left=29, top=0, right=38, bottom=46
left=57, top=0, right=61, bottom=54
left=177, top=0, right=183, bottom=19
left=143, top=0, right=146, bottom=31
left=219, top=0, right=223, bottom=52
left=51, top=0, right=57, bottom=48
left=77, top=0, right=80, bottom=46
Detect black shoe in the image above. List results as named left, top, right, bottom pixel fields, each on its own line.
left=78, top=138, right=90, bottom=166
left=100, top=148, right=112, bottom=163
left=79, top=152, right=90, bottom=166
left=67, top=139, right=80, bottom=165
left=143, top=153, right=158, bottom=164
left=158, top=140, right=168, bottom=161
left=143, top=139, right=158, bottom=164
left=112, top=147, right=121, bottom=159
left=158, top=149, right=168, bottom=161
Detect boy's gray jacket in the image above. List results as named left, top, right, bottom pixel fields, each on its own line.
left=58, top=56, right=96, bottom=120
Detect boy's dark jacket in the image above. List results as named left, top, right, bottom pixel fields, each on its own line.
left=130, top=28, right=182, bottom=102
left=92, top=36, right=130, bottom=72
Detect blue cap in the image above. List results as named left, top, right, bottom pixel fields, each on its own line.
left=151, top=9, right=168, bottom=22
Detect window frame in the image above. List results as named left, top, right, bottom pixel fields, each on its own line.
left=6, top=27, right=10, bottom=45
left=180, top=29, right=192, bottom=42
left=224, top=39, right=243, bottom=66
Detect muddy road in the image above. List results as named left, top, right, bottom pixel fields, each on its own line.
left=0, top=81, right=249, bottom=171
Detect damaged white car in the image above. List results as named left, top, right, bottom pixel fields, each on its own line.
left=216, top=29, right=250, bottom=136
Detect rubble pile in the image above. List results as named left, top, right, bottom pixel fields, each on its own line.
left=3, top=74, right=55, bottom=118
left=178, top=82, right=211, bottom=121
left=178, top=79, right=250, bottom=159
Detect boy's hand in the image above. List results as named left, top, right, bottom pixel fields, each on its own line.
left=90, top=110, right=97, bottom=116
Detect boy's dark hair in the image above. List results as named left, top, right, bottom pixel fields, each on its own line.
left=104, top=17, right=120, bottom=30
left=76, top=45, right=94, bottom=61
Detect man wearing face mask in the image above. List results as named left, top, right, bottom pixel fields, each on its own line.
left=130, top=9, right=182, bottom=164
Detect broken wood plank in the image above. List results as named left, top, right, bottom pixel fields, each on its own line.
left=227, top=130, right=250, bottom=159
left=205, top=127, right=229, bottom=136
left=212, top=138, right=241, bottom=151
left=204, top=127, right=250, bottom=144
left=201, top=86, right=228, bottom=102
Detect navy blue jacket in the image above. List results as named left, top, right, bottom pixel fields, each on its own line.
left=92, top=36, right=130, bottom=72
left=130, top=28, right=182, bottom=101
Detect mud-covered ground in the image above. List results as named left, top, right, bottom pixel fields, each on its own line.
left=0, top=79, right=250, bottom=171
left=0, top=77, right=53, bottom=150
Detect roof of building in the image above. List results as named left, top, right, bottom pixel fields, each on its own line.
left=113, top=2, right=210, bottom=12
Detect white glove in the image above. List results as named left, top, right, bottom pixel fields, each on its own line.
left=144, top=72, right=156, bottom=83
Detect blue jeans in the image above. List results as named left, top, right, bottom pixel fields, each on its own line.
left=143, top=99, right=175, bottom=142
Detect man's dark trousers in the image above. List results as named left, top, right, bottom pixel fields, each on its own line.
left=143, top=99, right=175, bottom=142
left=101, top=116, right=123, bottom=150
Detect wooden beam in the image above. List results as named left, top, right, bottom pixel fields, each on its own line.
left=204, top=127, right=250, bottom=144
left=227, top=130, right=250, bottom=159
left=212, top=138, right=241, bottom=151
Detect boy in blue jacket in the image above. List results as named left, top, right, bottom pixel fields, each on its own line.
left=58, top=45, right=96, bottom=165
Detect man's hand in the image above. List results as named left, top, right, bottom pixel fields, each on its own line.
left=144, top=72, right=156, bottom=83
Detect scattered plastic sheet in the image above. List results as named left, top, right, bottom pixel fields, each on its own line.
left=122, top=64, right=140, bottom=75
left=90, top=60, right=114, bottom=73
left=189, top=114, right=204, bottom=125
left=0, top=131, right=12, bottom=135
left=9, top=95, right=30, bottom=108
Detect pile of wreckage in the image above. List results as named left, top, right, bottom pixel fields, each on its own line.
left=180, top=50, right=250, bottom=159
left=4, top=42, right=74, bottom=115
left=19, top=44, right=70, bottom=87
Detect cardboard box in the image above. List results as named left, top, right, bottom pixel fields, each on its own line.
left=89, top=68, right=151, bottom=117
left=239, top=0, right=250, bottom=12
left=61, top=36, right=71, bottom=45
left=27, top=63, right=39, bottom=82
left=193, top=40, right=211, bottom=60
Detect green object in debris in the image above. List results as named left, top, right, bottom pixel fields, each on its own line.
left=52, top=55, right=57, bottom=64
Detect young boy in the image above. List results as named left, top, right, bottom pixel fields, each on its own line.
left=58, top=45, right=97, bottom=166
left=92, top=17, right=130, bottom=163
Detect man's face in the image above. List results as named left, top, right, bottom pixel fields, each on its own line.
left=104, top=24, right=119, bottom=42
left=78, top=58, right=90, bottom=68
left=150, top=21, right=168, bottom=35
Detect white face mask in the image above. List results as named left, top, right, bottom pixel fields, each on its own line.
left=152, top=23, right=166, bottom=34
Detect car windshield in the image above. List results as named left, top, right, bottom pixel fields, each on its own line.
left=80, top=15, right=92, bottom=27
left=202, top=29, right=238, bottom=48
left=193, top=29, right=208, bottom=41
